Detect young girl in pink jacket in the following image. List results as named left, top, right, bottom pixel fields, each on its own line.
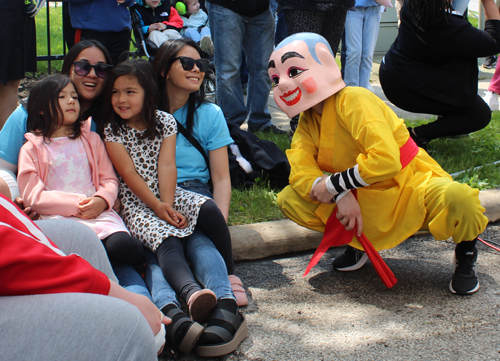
left=17, top=75, right=145, bottom=267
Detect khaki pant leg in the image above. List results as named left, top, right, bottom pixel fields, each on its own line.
left=421, top=177, right=488, bottom=243
left=277, top=185, right=336, bottom=233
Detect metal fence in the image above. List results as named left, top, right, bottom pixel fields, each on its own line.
left=37, top=1, right=67, bottom=73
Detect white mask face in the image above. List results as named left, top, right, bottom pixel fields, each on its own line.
left=451, top=0, right=470, bottom=15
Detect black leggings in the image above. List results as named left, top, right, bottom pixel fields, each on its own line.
left=102, top=231, right=144, bottom=266
left=379, top=62, right=491, bottom=140
left=155, top=199, right=234, bottom=301
left=283, top=8, right=349, bottom=57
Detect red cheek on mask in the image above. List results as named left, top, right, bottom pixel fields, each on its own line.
left=301, top=77, right=317, bottom=94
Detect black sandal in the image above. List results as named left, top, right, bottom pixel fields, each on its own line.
left=196, top=307, right=248, bottom=357
left=164, top=307, right=204, bottom=354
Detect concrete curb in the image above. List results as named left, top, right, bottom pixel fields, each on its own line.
left=230, top=188, right=500, bottom=261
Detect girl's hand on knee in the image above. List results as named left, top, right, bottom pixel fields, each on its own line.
left=154, top=202, right=184, bottom=228
left=174, top=210, right=187, bottom=229
left=336, top=191, right=363, bottom=237
left=77, top=196, right=108, bottom=219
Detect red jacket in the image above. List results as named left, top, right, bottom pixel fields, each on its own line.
left=0, top=194, right=110, bottom=296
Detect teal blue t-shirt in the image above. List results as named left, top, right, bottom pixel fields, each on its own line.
left=174, top=102, right=233, bottom=183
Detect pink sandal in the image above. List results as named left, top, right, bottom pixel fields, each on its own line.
left=228, top=275, right=248, bottom=307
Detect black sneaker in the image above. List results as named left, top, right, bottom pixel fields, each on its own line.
left=482, top=55, right=497, bottom=69
left=449, top=241, right=479, bottom=295
left=408, top=127, right=430, bottom=151
left=249, top=124, right=286, bottom=135
left=332, top=246, right=368, bottom=271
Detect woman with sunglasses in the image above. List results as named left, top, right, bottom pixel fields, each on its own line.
left=152, top=39, right=248, bottom=356
left=0, top=40, right=112, bottom=210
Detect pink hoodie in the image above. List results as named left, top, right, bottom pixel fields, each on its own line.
left=18, top=118, right=119, bottom=217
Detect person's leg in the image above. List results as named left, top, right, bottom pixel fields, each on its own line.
left=148, top=30, right=171, bottom=48
left=113, top=263, right=154, bottom=300
left=184, top=28, right=201, bottom=42
left=143, top=248, right=180, bottom=309
left=359, top=6, right=381, bottom=89
left=275, top=10, right=288, bottom=45
left=344, top=8, right=364, bottom=87
left=380, top=64, right=491, bottom=140
left=0, top=293, right=157, bottom=361
left=320, top=7, right=349, bottom=58
left=36, top=219, right=118, bottom=282
left=0, top=80, right=20, bottom=129
left=421, top=177, right=488, bottom=295
left=243, top=8, right=275, bottom=131
left=102, top=231, right=144, bottom=266
left=488, top=60, right=500, bottom=93
left=206, top=2, right=248, bottom=126
left=184, top=230, right=235, bottom=301
left=277, top=185, right=335, bottom=233
left=195, top=200, right=235, bottom=275
left=155, top=237, right=201, bottom=302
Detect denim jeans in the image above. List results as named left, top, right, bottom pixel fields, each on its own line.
left=113, top=249, right=180, bottom=309
left=178, top=180, right=235, bottom=301
left=344, top=6, right=381, bottom=89
left=206, top=2, right=274, bottom=131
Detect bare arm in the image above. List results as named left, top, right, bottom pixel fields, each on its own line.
left=208, top=146, right=232, bottom=222
left=482, top=0, right=500, bottom=21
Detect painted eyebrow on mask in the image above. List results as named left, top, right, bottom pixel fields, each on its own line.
left=281, top=51, right=305, bottom=63
left=268, top=60, right=276, bottom=69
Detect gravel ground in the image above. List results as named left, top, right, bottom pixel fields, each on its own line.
left=163, top=222, right=500, bottom=361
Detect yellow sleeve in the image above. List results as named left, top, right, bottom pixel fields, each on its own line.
left=286, top=111, right=324, bottom=202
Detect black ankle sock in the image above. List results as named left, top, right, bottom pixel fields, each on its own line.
left=198, top=299, right=238, bottom=345
left=456, top=239, right=477, bottom=253
left=162, top=304, right=191, bottom=347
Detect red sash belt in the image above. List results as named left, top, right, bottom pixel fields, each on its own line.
left=302, top=136, right=419, bottom=288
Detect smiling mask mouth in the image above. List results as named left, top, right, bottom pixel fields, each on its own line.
left=280, top=87, right=302, bottom=106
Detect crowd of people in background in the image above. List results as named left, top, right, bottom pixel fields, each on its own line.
left=1, top=0, right=500, bottom=359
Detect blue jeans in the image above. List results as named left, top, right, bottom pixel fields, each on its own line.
left=178, top=180, right=234, bottom=301
left=206, top=2, right=274, bottom=131
left=113, top=249, right=180, bottom=309
left=344, top=6, right=381, bottom=89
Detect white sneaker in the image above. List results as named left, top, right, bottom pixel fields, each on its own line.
left=482, top=90, right=499, bottom=111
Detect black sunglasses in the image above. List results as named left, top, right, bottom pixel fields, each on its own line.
left=73, top=61, right=113, bottom=79
left=173, top=56, right=210, bottom=72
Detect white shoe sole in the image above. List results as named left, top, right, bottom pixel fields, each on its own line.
left=335, top=252, right=368, bottom=271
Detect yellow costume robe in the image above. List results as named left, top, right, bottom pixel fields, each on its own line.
left=278, top=87, right=487, bottom=251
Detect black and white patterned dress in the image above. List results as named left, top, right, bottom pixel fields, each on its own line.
left=103, top=110, right=208, bottom=251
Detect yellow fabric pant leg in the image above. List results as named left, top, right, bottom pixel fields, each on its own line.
left=421, top=177, right=488, bottom=243
left=277, top=185, right=336, bottom=233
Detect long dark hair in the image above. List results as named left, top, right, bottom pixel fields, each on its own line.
left=61, top=40, right=113, bottom=120
left=102, top=59, right=159, bottom=139
left=27, top=75, right=84, bottom=140
left=153, top=38, right=206, bottom=133
left=408, top=0, right=452, bottom=30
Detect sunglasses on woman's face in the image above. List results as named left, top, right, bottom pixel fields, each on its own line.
left=72, top=61, right=113, bottom=79
left=173, top=56, right=210, bottom=72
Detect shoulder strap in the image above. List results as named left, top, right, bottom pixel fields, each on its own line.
left=175, top=118, right=211, bottom=173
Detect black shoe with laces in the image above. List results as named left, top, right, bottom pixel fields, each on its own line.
left=482, top=55, right=497, bottom=69
left=332, top=245, right=368, bottom=271
left=449, top=240, right=480, bottom=295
